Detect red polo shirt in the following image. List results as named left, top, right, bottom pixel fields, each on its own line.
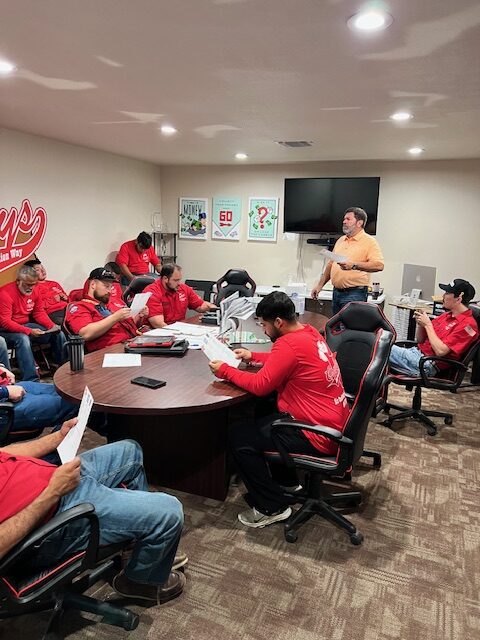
left=419, top=309, right=478, bottom=368
left=216, top=324, right=349, bottom=455
left=0, top=451, right=57, bottom=523
left=36, top=280, right=68, bottom=313
left=116, top=240, right=160, bottom=275
left=144, top=281, right=204, bottom=324
left=0, top=281, right=54, bottom=335
left=65, top=296, right=139, bottom=352
left=82, top=279, right=123, bottom=302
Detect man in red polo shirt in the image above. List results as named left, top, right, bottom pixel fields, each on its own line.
left=145, top=263, right=217, bottom=328
left=208, top=291, right=349, bottom=529
left=65, top=267, right=148, bottom=352
left=116, top=232, right=161, bottom=284
left=0, top=265, right=66, bottom=381
left=0, top=423, right=187, bottom=604
left=24, top=258, right=68, bottom=325
left=389, top=278, right=478, bottom=375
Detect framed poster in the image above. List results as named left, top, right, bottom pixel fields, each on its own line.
left=179, top=198, right=208, bottom=240
left=247, top=197, right=279, bottom=242
left=212, top=196, right=242, bottom=240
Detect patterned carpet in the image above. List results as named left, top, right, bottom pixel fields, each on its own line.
left=1, top=385, right=479, bottom=640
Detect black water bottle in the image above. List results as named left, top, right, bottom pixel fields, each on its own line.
left=66, top=335, right=85, bottom=372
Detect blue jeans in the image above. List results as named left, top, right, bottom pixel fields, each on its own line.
left=389, top=345, right=438, bottom=376
left=0, top=323, right=67, bottom=381
left=34, top=441, right=183, bottom=585
left=1, top=382, right=77, bottom=433
left=332, top=287, right=368, bottom=316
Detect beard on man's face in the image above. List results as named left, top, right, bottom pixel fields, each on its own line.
left=93, top=290, right=110, bottom=304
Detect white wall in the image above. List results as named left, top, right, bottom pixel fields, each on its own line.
left=159, top=160, right=480, bottom=304
left=0, top=128, right=162, bottom=291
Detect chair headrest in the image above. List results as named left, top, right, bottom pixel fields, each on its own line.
left=327, top=301, right=395, bottom=334
left=217, top=269, right=255, bottom=287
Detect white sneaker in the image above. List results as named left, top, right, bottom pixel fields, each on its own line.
left=237, top=506, right=292, bottom=528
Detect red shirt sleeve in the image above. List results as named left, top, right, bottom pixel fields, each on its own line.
left=0, top=290, right=31, bottom=334
left=66, top=304, right=94, bottom=334
left=148, top=246, right=161, bottom=267
left=250, top=351, right=270, bottom=364
left=32, top=292, right=54, bottom=329
left=217, top=341, right=296, bottom=396
left=116, top=242, right=130, bottom=266
left=145, top=283, right=165, bottom=319
left=433, top=316, right=478, bottom=358
left=185, top=285, right=204, bottom=310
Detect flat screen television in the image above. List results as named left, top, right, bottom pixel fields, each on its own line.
left=283, top=177, right=380, bottom=235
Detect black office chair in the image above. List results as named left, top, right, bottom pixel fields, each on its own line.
left=185, top=279, right=215, bottom=302
left=0, top=401, right=45, bottom=444
left=264, top=324, right=395, bottom=545
left=123, top=274, right=159, bottom=306
left=0, top=503, right=138, bottom=639
left=214, top=269, right=256, bottom=305
left=379, top=306, right=480, bottom=436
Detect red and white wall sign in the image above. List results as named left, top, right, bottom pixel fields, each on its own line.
left=0, top=199, right=47, bottom=272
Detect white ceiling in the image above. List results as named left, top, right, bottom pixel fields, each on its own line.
left=1, top=0, right=479, bottom=165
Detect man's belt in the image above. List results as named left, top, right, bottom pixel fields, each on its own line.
left=333, top=286, right=368, bottom=292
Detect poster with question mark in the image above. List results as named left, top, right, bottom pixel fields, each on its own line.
left=247, top=197, right=279, bottom=242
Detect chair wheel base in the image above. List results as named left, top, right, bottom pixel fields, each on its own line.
left=444, top=416, right=453, bottom=425
left=349, top=532, right=364, bottom=546
left=285, top=530, right=298, bottom=543
left=426, top=426, right=437, bottom=436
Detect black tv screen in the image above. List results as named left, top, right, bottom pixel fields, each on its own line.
left=283, top=177, right=380, bottom=234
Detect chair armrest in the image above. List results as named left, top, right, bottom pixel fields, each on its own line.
left=272, top=418, right=352, bottom=445
left=0, top=402, right=15, bottom=446
left=395, top=340, right=418, bottom=348
left=0, top=503, right=99, bottom=573
left=419, top=356, right=467, bottom=388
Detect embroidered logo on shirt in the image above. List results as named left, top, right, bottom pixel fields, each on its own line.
left=465, top=325, right=477, bottom=337
left=26, top=298, right=34, bottom=312
left=179, top=292, right=187, bottom=302
left=69, top=305, right=78, bottom=313
left=142, top=252, right=148, bottom=262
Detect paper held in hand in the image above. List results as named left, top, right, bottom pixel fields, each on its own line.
left=202, top=333, right=240, bottom=369
left=319, top=248, right=347, bottom=263
left=129, top=292, right=152, bottom=317
left=57, top=386, right=94, bottom=463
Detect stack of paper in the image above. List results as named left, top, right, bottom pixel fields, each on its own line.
left=143, top=323, right=218, bottom=349
left=220, top=292, right=255, bottom=334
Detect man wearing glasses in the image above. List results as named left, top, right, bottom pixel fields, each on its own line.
left=0, top=265, right=66, bottom=380
left=65, top=268, right=148, bottom=352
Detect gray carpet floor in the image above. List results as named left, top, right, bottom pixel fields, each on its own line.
left=1, top=385, right=479, bottom=640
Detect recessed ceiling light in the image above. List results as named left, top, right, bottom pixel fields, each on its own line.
left=235, top=153, right=248, bottom=160
left=348, top=11, right=393, bottom=32
left=408, top=147, right=424, bottom=155
left=390, top=111, right=413, bottom=122
left=0, top=59, right=16, bottom=75
left=160, top=125, right=177, bottom=135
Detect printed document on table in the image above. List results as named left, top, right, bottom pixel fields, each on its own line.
left=57, top=386, right=94, bottom=463
left=202, top=333, right=240, bottom=368
left=129, top=292, right=152, bottom=317
left=319, top=248, right=347, bottom=263
left=144, top=325, right=218, bottom=349
left=103, top=353, right=141, bottom=367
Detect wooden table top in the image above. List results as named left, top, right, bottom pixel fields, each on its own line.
left=54, top=311, right=327, bottom=416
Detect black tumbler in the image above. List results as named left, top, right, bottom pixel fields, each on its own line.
left=66, top=335, right=85, bottom=372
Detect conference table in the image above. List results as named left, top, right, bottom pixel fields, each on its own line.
left=54, top=311, right=327, bottom=501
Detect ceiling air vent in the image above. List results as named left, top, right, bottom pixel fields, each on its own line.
left=276, top=141, right=313, bottom=148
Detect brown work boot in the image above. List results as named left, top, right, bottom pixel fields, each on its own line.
left=113, top=570, right=186, bottom=604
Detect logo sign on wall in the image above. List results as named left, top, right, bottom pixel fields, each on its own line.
left=0, top=199, right=48, bottom=272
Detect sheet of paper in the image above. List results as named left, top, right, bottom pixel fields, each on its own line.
left=143, top=326, right=217, bottom=349
left=319, top=248, right=347, bottom=263
left=202, top=333, right=240, bottom=368
left=57, top=386, right=94, bottom=463
left=129, top=291, right=152, bottom=317
left=102, top=353, right=142, bottom=367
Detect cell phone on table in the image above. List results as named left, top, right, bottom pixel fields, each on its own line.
left=131, top=376, right=167, bottom=389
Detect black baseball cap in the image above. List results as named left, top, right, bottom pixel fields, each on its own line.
left=439, top=279, right=475, bottom=304
left=89, top=267, right=116, bottom=282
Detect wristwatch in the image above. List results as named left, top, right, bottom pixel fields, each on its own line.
left=351, top=263, right=357, bottom=270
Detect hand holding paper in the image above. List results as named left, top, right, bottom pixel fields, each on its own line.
left=129, top=292, right=152, bottom=317
left=319, top=248, right=347, bottom=263
left=202, top=333, right=240, bottom=369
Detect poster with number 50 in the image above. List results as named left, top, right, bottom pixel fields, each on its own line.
left=247, top=197, right=278, bottom=242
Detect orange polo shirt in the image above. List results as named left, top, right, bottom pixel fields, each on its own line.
left=330, top=230, right=384, bottom=289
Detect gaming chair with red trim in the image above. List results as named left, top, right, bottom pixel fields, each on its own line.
left=0, top=503, right=138, bottom=638
left=214, top=269, right=256, bottom=305
left=379, top=305, right=480, bottom=436
left=265, top=302, right=396, bottom=545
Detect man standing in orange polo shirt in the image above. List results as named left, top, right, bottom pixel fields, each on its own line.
left=311, top=207, right=384, bottom=316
